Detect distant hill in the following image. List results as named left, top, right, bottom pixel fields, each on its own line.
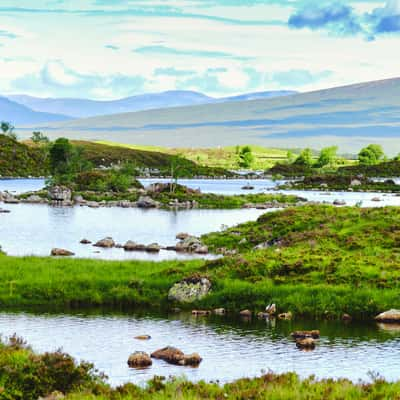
left=0, top=97, right=72, bottom=125
left=8, top=90, right=296, bottom=118
left=24, top=77, right=400, bottom=154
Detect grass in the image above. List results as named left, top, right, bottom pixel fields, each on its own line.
left=2, top=337, right=400, bottom=400
left=97, top=141, right=289, bottom=170
left=1, top=205, right=400, bottom=319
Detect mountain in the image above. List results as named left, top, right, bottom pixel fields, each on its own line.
left=0, top=97, right=71, bottom=125
left=8, top=90, right=295, bottom=119
left=221, top=91, right=297, bottom=102
left=18, top=77, right=400, bottom=154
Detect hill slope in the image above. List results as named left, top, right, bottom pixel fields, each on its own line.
left=8, top=90, right=295, bottom=118
left=24, top=77, right=400, bottom=154
left=0, top=97, right=71, bottom=125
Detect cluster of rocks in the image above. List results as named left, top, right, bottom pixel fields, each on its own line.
left=48, top=186, right=73, bottom=206
left=127, top=345, right=202, bottom=369
left=166, top=233, right=208, bottom=254
left=291, top=330, right=320, bottom=350
left=0, top=191, right=19, bottom=204
left=168, top=276, right=212, bottom=303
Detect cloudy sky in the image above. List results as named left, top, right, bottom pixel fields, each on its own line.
left=0, top=0, right=399, bottom=99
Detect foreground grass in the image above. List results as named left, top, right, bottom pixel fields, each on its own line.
left=2, top=337, right=400, bottom=400
left=1, top=205, right=400, bottom=319
left=97, top=141, right=289, bottom=170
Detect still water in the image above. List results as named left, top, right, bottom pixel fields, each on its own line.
left=0, top=310, right=399, bottom=386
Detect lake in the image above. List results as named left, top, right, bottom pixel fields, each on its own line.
left=0, top=310, right=399, bottom=386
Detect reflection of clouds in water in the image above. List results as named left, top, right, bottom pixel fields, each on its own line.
left=0, top=312, right=399, bottom=386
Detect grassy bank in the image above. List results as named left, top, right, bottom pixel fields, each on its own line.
left=1, top=336, right=400, bottom=399
left=97, top=141, right=289, bottom=170
left=1, top=205, right=400, bottom=319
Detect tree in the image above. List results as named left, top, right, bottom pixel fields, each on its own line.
left=31, top=131, right=49, bottom=144
left=286, top=150, right=296, bottom=164
left=1, top=121, right=17, bottom=140
left=316, top=146, right=338, bottom=168
left=294, top=148, right=313, bottom=167
left=49, top=138, right=74, bottom=176
left=238, top=146, right=254, bottom=168
left=358, top=144, right=385, bottom=165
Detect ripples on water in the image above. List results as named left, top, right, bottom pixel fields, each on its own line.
left=0, top=311, right=399, bottom=386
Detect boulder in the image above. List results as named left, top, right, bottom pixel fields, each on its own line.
left=192, top=310, right=211, bottom=316
left=278, top=312, right=293, bottom=320
left=214, top=308, right=226, bottom=315
left=350, top=179, right=362, bottom=187
left=73, top=195, right=85, bottom=204
left=291, top=330, right=320, bottom=339
left=179, top=353, right=202, bottom=366
left=87, top=201, right=100, bottom=208
left=80, top=238, right=91, bottom=244
left=127, top=351, right=152, bottom=368
left=168, top=276, right=211, bottom=303
left=384, top=179, right=396, bottom=185
left=0, top=208, right=10, bottom=213
left=371, top=197, right=381, bottom=202
left=146, top=243, right=161, bottom=253
left=94, top=237, right=115, bottom=248
left=296, top=338, right=316, bottom=349
left=51, top=248, right=75, bottom=257
left=48, top=186, right=71, bottom=202
left=194, top=246, right=209, bottom=255
left=375, top=309, right=400, bottom=323
left=175, top=236, right=207, bottom=254
left=151, top=346, right=202, bottom=366
left=342, top=313, right=352, bottom=322
left=3, top=196, right=19, bottom=204
left=123, top=240, right=145, bottom=251
left=25, top=194, right=44, bottom=203
left=137, top=196, right=159, bottom=208
left=333, top=199, right=346, bottom=206
left=240, top=309, right=252, bottom=317
left=176, top=232, right=190, bottom=240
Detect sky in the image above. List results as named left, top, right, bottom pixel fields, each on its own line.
left=0, top=0, right=399, bottom=99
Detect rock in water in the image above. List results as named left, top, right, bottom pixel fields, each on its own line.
left=94, top=237, right=115, bottom=248
left=296, top=338, right=316, bottom=349
left=375, top=309, right=400, bottom=323
left=168, top=276, right=211, bottom=303
left=136, top=196, right=159, bottom=208
left=151, top=346, right=202, bottom=366
left=51, top=248, right=75, bottom=256
left=48, top=186, right=72, bottom=202
left=127, top=351, right=152, bottom=368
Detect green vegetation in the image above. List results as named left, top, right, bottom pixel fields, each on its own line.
left=358, top=144, right=385, bottom=165
left=97, top=141, right=289, bottom=170
left=1, top=205, right=400, bottom=319
left=2, top=337, right=400, bottom=399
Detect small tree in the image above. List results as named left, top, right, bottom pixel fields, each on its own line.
left=31, top=131, right=49, bottom=144
left=238, top=146, right=254, bottom=168
left=294, top=148, right=313, bottom=167
left=316, top=146, right=338, bottom=168
left=1, top=121, right=17, bottom=140
left=358, top=144, right=385, bottom=165
left=49, top=138, right=74, bottom=176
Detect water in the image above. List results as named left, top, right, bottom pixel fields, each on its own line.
left=0, top=178, right=46, bottom=194
left=0, top=310, right=399, bottom=386
left=0, top=203, right=266, bottom=259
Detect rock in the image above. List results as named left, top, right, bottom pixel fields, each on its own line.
left=151, top=347, right=202, bottom=366
left=175, top=236, right=208, bottom=254
left=350, top=179, right=362, bottom=187
left=137, top=196, right=159, bottom=208
left=134, top=335, right=151, bottom=340
left=296, top=338, right=316, bottom=349
left=127, top=351, right=152, bottom=368
left=48, top=186, right=71, bottom=202
left=384, top=179, right=396, bottom=185
left=123, top=240, right=145, bottom=251
left=320, top=183, right=328, bottom=188
left=240, top=309, right=252, bottom=317
left=333, top=199, right=346, bottom=206
left=342, top=313, right=352, bottom=322
left=38, top=391, right=65, bottom=400
left=0, top=208, right=10, bottom=213
left=3, top=196, right=19, bottom=204
left=176, top=232, right=190, bottom=240
left=146, top=243, right=161, bottom=253
left=291, top=330, right=320, bottom=339
left=117, top=200, right=132, bottom=208
left=214, top=308, right=226, bottom=315
left=25, top=194, right=44, bottom=203
left=73, top=195, right=85, bottom=204
left=168, top=276, right=211, bottom=303
left=242, top=184, right=255, bottom=190
left=192, top=310, right=211, bottom=316
left=80, top=238, right=91, bottom=244
left=371, top=197, right=381, bottom=202
left=278, top=312, right=293, bottom=320
left=265, top=303, right=276, bottom=315
left=51, top=248, right=75, bottom=256
left=375, top=309, right=400, bottom=323
left=194, top=246, right=209, bottom=255
left=94, top=237, right=115, bottom=248
left=87, top=201, right=100, bottom=208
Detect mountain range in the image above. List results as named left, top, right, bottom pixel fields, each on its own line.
left=5, top=90, right=296, bottom=120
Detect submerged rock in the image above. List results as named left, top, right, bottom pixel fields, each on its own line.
left=375, top=309, right=400, bottom=323
left=168, top=276, right=211, bottom=303
left=51, top=248, right=75, bottom=257
left=94, top=237, right=115, bottom=248
left=127, top=351, right=152, bottom=368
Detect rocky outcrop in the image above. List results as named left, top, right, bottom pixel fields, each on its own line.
left=23, top=194, right=46, bottom=204
left=48, top=186, right=72, bottom=202
left=127, top=351, right=152, bottom=368
left=174, top=236, right=208, bottom=254
left=94, top=237, right=115, bottom=248
left=168, top=276, right=211, bottom=303
left=375, top=309, right=400, bottom=323
left=137, top=196, right=159, bottom=208
left=51, top=248, right=75, bottom=256
left=151, top=346, right=202, bottom=366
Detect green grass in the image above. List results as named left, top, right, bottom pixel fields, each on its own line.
left=97, top=141, right=289, bottom=170
left=1, top=205, right=400, bottom=319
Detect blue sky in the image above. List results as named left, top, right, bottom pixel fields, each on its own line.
left=0, top=0, right=399, bottom=99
